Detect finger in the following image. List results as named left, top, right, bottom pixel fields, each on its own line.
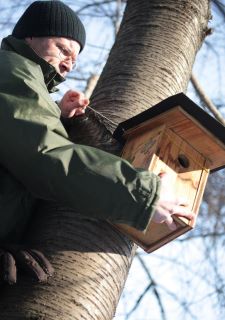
left=15, top=250, right=48, bottom=283
left=172, top=206, right=195, bottom=220
left=0, top=252, right=17, bottom=285
left=28, top=249, right=54, bottom=277
left=164, top=215, right=177, bottom=231
left=76, top=98, right=89, bottom=108
left=158, top=172, right=166, bottom=178
left=74, top=106, right=87, bottom=116
left=173, top=212, right=196, bottom=226
left=83, top=98, right=89, bottom=107
left=152, top=207, right=169, bottom=224
left=67, top=89, right=79, bottom=98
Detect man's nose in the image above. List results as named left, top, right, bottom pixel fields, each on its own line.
left=62, top=59, right=73, bottom=72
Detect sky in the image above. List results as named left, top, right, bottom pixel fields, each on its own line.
left=0, top=1, right=225, bottom=319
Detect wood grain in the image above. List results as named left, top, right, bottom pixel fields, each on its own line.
left=116, top=123, right=210, bottom=253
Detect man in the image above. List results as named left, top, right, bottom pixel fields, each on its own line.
left=0, top=0, right=193, bottom=284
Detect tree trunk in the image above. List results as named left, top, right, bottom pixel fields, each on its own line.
left=90, top=0, right=211, bottom=133
left=0, top=0, right=210, bottom=319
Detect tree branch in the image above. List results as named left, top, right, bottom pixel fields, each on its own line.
left=190, top=73, right=225, bottom=125
left=135, top=253, right=166, bottom=320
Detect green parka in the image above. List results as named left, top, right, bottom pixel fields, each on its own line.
left=0, top=36, right=160, bottom=242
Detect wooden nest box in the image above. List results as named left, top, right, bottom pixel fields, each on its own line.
left=113, top=93, right=225, bottom=253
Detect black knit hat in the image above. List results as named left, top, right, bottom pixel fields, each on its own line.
left=12, top=0, right=86, bottom=52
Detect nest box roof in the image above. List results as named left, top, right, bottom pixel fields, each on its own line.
left=113, top=93, right=225, bottom=172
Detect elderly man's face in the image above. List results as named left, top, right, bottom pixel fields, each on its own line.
left=26, top=37, right=81, bottom=78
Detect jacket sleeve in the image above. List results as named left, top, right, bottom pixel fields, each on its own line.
left=0, top=53, right=161, bottom=231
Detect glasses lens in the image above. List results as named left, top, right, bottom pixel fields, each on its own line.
left=59, top=49, right=77, bottom=69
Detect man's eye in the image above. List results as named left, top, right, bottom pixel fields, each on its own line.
left=62, top=48, right=70, bottom=56
left=57, top=45, right=70, bottom=57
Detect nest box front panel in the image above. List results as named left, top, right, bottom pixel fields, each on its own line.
left=118, top=125, right=209, bottom=252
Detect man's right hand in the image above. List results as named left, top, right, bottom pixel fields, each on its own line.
left=152, top=173, right=195, bottom=230
left=59, top=89, right=89, bottom=118
left=0, top=245, right=54, bottom=285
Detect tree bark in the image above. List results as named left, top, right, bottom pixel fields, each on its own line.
left=0, top=0, right=210, bottom=319
left=91, top=0, right=211, bottom=133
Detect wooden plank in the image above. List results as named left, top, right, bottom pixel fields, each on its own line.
left=116, top=127, right=209, bottom=252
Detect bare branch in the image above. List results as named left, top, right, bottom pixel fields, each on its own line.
left=213, top=0, right=225, bottom=20
left=135, top=254, right=166, bottom=320
left=76, top=0, right=115, bottom=14
left=84, top=74, right=100, bottom=98
left=190, top=73, right=225, bottom=125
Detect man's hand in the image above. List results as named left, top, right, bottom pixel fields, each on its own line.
left=59, top=89, right=89, bottom=118
left=152, top=173, right=195, bottom=231
left=0, top=245, right=54, bottom=285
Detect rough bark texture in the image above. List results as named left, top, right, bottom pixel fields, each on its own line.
left=0, top=203, right=134, bottom=320
left=0, top=0, right=210, bottom=319
left=91, top=0, right=211, bottom=133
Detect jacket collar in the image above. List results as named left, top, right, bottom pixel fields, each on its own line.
left=1, top=35, right=65, bottom=93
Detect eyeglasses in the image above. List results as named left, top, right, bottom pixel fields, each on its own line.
left=56, top=44, right=77, bottom=70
